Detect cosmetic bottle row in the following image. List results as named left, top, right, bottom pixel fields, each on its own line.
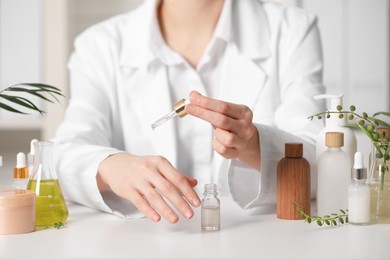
left=277, top=93, right=388, bottom=225
left=0, top=139, right=68, bottom=235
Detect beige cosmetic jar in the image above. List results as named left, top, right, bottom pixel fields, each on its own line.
left=0, top=190, right=36, bottom=235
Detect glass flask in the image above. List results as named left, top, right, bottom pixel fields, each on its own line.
left=27, top=141, right=68, bottom=226
left=368, top=140, right=390, bottom=224
left=201, top=183, right=220, bottom=231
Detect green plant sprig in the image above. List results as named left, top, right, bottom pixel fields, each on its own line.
left=0, top=83, right=64, bottom=115
left=309, top=105, right=390, bottom=190
left=294, top=203, right=348, bottom=227
left=53, top=222, right=65, bottom=229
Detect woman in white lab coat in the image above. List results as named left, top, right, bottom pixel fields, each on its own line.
left=53, top=0, right=325, bottom=222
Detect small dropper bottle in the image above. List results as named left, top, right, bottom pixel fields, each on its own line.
left=348, top=152, right=370, bottom=225
left=12, top=152, right=29, bottom=190
left=201, top=183, right=220, bottom=231
left=151, top=99, right=189, bottom=129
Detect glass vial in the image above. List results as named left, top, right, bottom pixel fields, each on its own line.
left=277, top=143, right=310, bottom=219
left=317, top=132, right=351, bottom=216
left=201, top=183, right=220, bottom=231
left=368, top=128, right=390, bottom=224
left=348, top=152, right=370, bottom=225
left=27, top=141, right=68, bottom=226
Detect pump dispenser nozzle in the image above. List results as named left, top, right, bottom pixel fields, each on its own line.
left=151, top=99, right=190, bottom=130
left=314, top=94, right=345, bottom=126
left=314, top=93, right=357, bottom=161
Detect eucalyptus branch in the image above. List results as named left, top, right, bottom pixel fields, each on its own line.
left=0, top=83, right=64, bottom=115
left=294, top=203, right=348, bottom=227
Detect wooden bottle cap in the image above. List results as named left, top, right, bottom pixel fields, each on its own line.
left=285, top=143, right=303, bottom=158
left=377, top=127, right=390, bottom=139
left=325, top=132, right=344, bottom=147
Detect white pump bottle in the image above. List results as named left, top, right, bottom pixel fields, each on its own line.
left=314, top=94, right=357, bottom=164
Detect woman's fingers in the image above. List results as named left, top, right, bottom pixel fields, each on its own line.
left=157, top=157, right=201, bottom=208
left=98, top=153, right=200, bottom=224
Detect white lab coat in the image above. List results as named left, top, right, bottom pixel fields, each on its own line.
left=53, top=0, right=325, bottom=217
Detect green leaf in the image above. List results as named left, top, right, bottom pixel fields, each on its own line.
left=0, top=102, right=26, bottom=114
left=340, top=209, right=346, bottom=214
left=367, top=117, right=390, bottom=129
left=0, top=94, right=44, bottom=114
left=325, top=220, right=331, bottom=226
left=356, top=122, right=376, bottom=142
left=339, top=217, right=344, bottom=224
left=331, top=220, right=337, bottom=226
left=0, top=83, right=63, bottom=115
left=373, top=111, right=390, bottom=117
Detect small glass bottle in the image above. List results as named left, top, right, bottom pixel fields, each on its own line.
left=317, top=132, right=351, bottom=216
left=368, top=128, right=390, bottom=224
left=12, top=152, right=29, bottom=190
left=27, top=141, right=68, bottom=226
left=348, top=152, right=370, bottom=225
left=201, top=183, right=220, bottom=231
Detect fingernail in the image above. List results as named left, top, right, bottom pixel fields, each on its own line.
left=192, top=198, right=201, bottom=207
left=185, top=104, right=194, bottom=113
left=184, top=210, right=193, bottom=219
left=169, top=214, right=179, bottom=224
left=152, top=214, right=161, bottom=222
left=189, top=96, right=199, bottom=103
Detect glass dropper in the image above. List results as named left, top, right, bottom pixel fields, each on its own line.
left=151, top=98, right=189, bottom=130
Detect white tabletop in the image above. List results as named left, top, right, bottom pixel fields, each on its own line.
left=0, top=195, right=389, bottom=260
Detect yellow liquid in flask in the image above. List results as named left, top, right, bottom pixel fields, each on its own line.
left=27, top=179, right=68, bottom=226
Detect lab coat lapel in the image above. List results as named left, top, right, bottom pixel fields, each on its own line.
left=219, top=45, right=268, bottom=110
left=122, top=66, right=178, bottom=167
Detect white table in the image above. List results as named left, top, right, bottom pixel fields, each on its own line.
left=0, top=195, right=388, bottom=259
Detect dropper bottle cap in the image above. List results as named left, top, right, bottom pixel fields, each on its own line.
left=27, top=139, right=38, bottom=166
left=173, top=99, right=188, bottom=118
left=14, top=152, right=29, bottom=179
left=351, top=152, right=367, bottom=180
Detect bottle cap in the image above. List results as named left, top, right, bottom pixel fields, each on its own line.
left=351, top=152, right=367, bottom=180
left=325, top=132, right=344, bottom=148
left=285, top=143, right=303, bottom=158
left=204, top=183, right=218, bottom=193
left=173, top=99, right=189, bottom=118
left=377, top=128, right=390, bottom=142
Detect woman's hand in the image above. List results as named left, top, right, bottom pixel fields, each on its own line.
left=97, top=153, right=201, bottom=224
left=185, top=91, right=261, bottom=170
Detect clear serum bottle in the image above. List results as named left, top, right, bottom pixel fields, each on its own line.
left=201, top=183, right=220, bottom=231
left=348, top=152, right=370, bottom=225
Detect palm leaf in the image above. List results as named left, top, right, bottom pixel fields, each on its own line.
left=0, top=83, right=64, bottom=115
left=0, top=94, right=45, bottom=114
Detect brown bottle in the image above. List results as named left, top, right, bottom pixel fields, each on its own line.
left=277, top=143, right=310, bottom=220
